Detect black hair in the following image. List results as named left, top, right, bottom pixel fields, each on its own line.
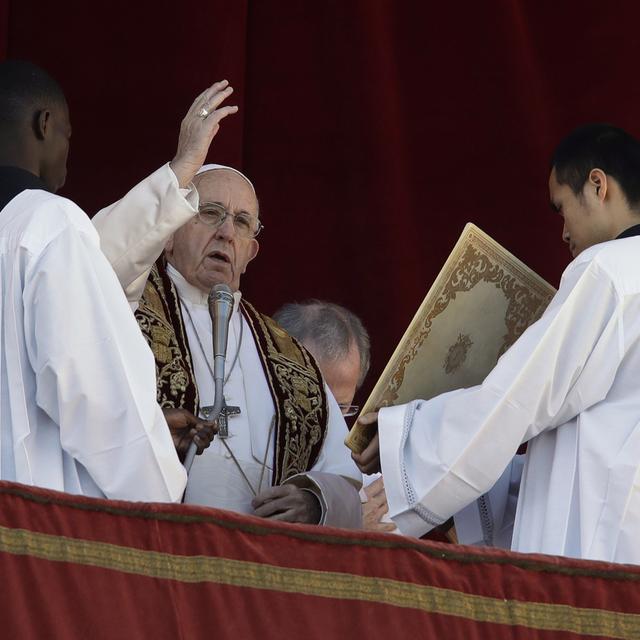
left=0, top=60, right=66, bottom=130
left=551, top=123, right=640, bottom=209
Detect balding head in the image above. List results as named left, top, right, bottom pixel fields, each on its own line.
left=273, top=300, right=371, bottom=408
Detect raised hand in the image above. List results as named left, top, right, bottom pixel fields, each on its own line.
left=170, top=79, right=238, bottom=188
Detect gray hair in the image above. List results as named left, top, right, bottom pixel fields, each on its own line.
left=273, top=300, right=371, bottom=388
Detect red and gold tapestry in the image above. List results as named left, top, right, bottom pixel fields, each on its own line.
left=1, top=481, right=639, bottom=639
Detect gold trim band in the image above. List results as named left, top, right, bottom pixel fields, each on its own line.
left=1, top=524, right=638, bottom=638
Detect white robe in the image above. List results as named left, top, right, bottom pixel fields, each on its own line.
left=0, top=188, right=186, bottom=501
left=170, top=266, right=362, bottom=527
left=379, top=236, right=640, bottom=563
left=453, top=456, right=524, bottom=548
left=92, top=163, right=199, bottom=306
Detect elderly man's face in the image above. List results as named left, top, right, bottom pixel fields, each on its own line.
left=166, top=169, right=259, bottom=292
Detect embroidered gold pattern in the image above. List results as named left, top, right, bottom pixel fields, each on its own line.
left=136, top=261, right=328, bottom=484
left=242, top=302, right=328, bottom=484
left=135, top=263, right=199, bottom=414
left=346, top=225, right=556, bottom=453
left=384, top=230, right=554, bottom=406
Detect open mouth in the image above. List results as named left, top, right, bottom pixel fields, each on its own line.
left=207, top=251, right=231, bottom=264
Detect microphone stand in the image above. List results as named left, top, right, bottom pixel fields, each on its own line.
left=183, top=284, right=234, bottom=473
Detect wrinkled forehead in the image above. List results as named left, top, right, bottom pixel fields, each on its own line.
left=194, top=169, right=259, bottom=214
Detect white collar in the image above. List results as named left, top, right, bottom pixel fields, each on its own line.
left=167, top=262, right=242, bottom=312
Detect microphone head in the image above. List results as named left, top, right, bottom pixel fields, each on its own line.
left=208, top=283, right=234, bottom=306
left=208, top=283, right=235, bottom=364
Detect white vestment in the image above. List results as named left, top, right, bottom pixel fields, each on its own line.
left=453, top=456, right=524, bottom=548
left=169, top=266, right=362, bottom=527
left=92, top=163, right=199, bottom=306
left=379, top=236, right=640, bottom=563
left=94, top=165, right=363, bottom=527
left=0, top=188, right=186, bottom=501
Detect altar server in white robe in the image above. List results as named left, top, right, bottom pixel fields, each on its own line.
left=353, top=123, right=640, bottom=563
left=0, top=61, right=232, bottom=500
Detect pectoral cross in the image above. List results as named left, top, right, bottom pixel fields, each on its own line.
left=200, top=400, right=241, bottom=438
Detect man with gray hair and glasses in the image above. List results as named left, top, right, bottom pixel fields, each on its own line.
left=273, top=300, right=370, bottom=418
left=273, top=300, right=396, bottom=532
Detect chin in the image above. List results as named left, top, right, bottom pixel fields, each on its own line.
left=201, top=275, right=235, bottom=292
left=200, top=268, right=227, bottom=284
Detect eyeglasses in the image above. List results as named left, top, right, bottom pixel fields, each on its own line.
left=338, top=404, right=359, bottom=418
left=197, top=203, right=264, bottom=238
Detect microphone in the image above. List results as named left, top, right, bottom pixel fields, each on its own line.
left=209, top=283, right=235, bottom=386
left=183, top=283, right=234, bottom=473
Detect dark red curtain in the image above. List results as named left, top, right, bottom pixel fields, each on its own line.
left=4, top=1, right=640, bottom=402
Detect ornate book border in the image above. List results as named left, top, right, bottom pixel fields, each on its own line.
left=346, top=223, right=556, bottom=453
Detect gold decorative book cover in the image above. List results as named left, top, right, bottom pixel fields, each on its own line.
left=345, top=223, right=556, bottom=453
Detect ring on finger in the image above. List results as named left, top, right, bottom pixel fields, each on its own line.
left=198, top=106, right=210, bottom=119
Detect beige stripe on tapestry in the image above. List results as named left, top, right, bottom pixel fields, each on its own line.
left=0, top=524, right=637, bottom=639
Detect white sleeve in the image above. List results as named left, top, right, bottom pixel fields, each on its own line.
left=454, top=454, right=524, bottom=548
left=92, top=163, right=198, bottom=305
left=379, top=259, right=624, bottom=537
left=23, top=220, right=187, bottom=502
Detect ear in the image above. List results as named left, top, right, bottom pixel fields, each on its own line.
left=588, top=168, right=607, bottom=203
left=242, top=239, right=260, bottom=274
left=33, top=109, right=51, bottom=141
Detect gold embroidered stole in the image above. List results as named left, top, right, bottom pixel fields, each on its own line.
left=240, top=300, right=328, bottom=485
left=135, top=261, right=199, bottom=415
left=136, top=261, right=328, bottom=485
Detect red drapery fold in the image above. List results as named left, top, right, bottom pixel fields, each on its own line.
left=4, top=0, right=640, bottom=402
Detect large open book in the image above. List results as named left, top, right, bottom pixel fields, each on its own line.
left=345, top=223, right=556, bottom=453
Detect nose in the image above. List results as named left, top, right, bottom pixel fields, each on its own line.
left=214, top=214, right=236, bottom=241
left=562, top=222, right=570, bottom=244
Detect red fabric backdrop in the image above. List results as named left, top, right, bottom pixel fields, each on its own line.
left=3, top=1, right=640, bottom=402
